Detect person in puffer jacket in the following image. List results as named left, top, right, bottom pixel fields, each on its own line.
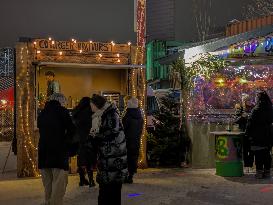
left=90, top=94, right=128, bottom=205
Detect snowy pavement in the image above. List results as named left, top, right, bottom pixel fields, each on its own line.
left=0, top=168, right=273, bottom=205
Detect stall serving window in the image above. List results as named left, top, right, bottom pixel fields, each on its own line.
left=35, top=64, right=129, bottom=122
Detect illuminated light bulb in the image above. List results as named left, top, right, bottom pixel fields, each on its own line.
left=37, top=50, right=41, bottom=54
left=117, top=59, right=121, bottom=63
left=117, top=53, right=120, bottom=57
left=99, top=53, right=102, bottom=57
left=33, top=42, right=37, bottom=45
left=52, top=41, right=55, bottom=45
left=90, top=40, right=93, bottom=43
left=128, top=42, right=132, bottom=46
left=79, top=50, right=83, bottom=53
left=59, top=51, right=63, bottom=55
left=49, top=37, right=52, bottom=41
left=111, top=41, right=115, bottom=46
left=72, top=38, right=75, bottom=42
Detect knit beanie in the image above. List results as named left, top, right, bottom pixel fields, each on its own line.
left=90, top=94, right=107, bottom=109
left=49, top=93, right=67, bottom=106
left=127, top=97, right=139, bottom=108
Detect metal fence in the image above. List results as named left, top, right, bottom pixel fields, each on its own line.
left=0, top=48, right=15, bottom=142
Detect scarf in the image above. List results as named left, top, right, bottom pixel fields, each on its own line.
left=90, top=102, right=111, bottom=137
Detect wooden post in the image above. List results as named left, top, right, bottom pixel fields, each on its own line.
left=16, top=42, right=39, bottom=177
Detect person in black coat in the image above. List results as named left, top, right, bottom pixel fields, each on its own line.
left=72, top=97, right=96, bottom=187
left=38, top=93, right=75, bottom=205
left=122, top=97, right=143, bottom=183
left=90, top=94, right=128, bottom=205
left=246, top=90, right=273, bottom=179
left=234, top=94, right=254, bottom=168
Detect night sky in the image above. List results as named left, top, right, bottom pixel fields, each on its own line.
left=0, top=0, right=250, bottom=47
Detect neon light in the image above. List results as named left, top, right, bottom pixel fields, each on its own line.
left=128, top=193, right=143, bottom=198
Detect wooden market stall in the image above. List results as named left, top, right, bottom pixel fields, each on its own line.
left=16, top=38, right=146, bottom=177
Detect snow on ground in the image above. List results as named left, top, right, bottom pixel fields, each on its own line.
left=0, top=168, right=273, bottom=205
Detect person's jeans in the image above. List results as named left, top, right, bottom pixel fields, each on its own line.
left=41, top=168, right=68, bottom=205
left=254, top=149, right=272, bottom=171
left=98, top=183, right=122, bottom=205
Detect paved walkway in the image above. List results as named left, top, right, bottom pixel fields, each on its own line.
left=0, top=168, right=273, bottom=205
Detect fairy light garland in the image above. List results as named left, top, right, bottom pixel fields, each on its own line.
left=136, top=0, right=147, bottom=168
left=17, top=37, right=145, bottom=177
left=17, top=44, right=39, bottom=177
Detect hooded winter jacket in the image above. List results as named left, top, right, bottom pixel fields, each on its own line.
left=95, top=103, right=128, bottom=185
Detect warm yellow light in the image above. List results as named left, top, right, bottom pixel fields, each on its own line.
left=117, top=59, right=121, bottom=63
left=33, top=42, right=37, bottom=45
left=111, top=41, right=115, bottom=46
left=79, top=50, right=83, bottom=53
left=0, top=99, right=7, bottom=105
left=72, top=38, right=75, bottom=42
left=59, top=51, right=63, bottom=55
left=37, top=50, right=41, bottom=54
left=49, top=37, right=52, bottom=41
left=90, top=40, right=93, bottom=43
left=52, top=41, right=55, bottom=45
left=239, top=78, right=248, bottom=84
left=99, top=53, right=102, bottom=57
left=117, top=53, right=120, bottom=57
left=128, top=42, right=132, bottom=46
left=216, top=78, right=225, bottom=83
left=74, top=40, right=77, bottom=43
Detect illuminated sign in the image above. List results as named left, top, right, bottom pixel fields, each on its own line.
left=35, top=39, right=113, bottom=52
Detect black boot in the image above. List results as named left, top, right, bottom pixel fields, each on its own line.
left=78, top=167, right=89, bottom=186
left=87, top=170, right=96, bottom=187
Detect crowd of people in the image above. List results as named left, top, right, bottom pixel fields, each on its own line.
left=37, top=70, right=273, bottom=204
left=37, top=90, right=143, bottom=205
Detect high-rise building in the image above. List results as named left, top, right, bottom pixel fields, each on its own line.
left=146, top=0, right=176, bottom=42
left=0, top=48, right=14, bottom=77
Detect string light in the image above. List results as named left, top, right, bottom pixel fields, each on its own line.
left=49, top=37, right=52, bottom=41
left=89, top=40, right=93, bottom=43
left=17, top=45, right=39, bottom=177
left=17, top=38, right=147, bottom=176
left=128, top=42, right=132, bottom=46
left=111, top=41, right=115, bottom=46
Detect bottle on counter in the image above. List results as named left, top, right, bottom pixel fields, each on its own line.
left=67, top=96, right=72, bottom=108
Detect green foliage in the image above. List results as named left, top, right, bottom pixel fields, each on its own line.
left=147, top=94, right=181, bottom=166
left=172, top=53, right=229, bottom=90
